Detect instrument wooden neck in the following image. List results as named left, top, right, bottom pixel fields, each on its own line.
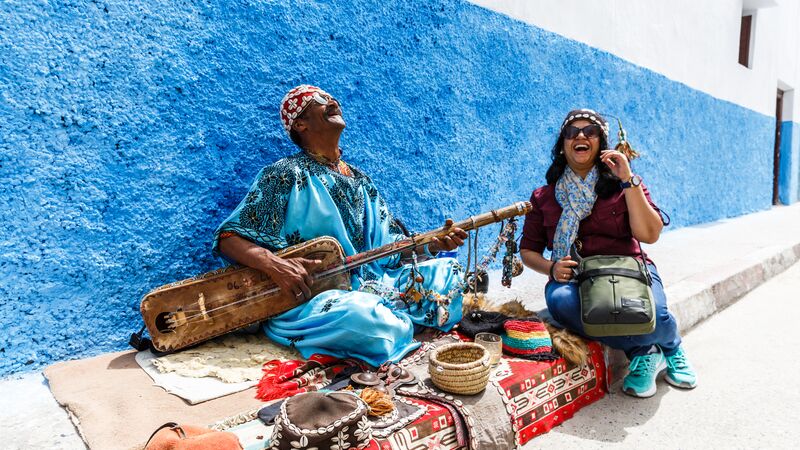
left=412, top=202, right=531, bottom=241
left=314, top=201, right=532, bottom=280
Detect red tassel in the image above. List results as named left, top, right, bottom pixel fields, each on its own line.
left=255, top=354, right=351, bottom=401
left=255, top=359, right=304, bottom=401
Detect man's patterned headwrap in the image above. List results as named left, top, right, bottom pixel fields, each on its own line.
left=560, top=109, right=610, bottom=140
left=280, top=85, right=331, bottom=135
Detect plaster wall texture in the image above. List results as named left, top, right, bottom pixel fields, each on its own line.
left=0, top=0, right=775, bottom=375
left=469, top=0, right=800, bottom=119
left=779, top=121, right=800, bottom=204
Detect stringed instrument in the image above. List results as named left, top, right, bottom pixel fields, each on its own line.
left=140, top=201, right=532, bottom=352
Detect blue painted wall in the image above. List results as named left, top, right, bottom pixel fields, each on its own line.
left=778, top=121, right=800, bottom=205
left=0, top=0, right=775, bottom=376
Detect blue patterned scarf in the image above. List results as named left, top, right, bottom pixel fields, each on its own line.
left=552, top=166, right=599, bottom=261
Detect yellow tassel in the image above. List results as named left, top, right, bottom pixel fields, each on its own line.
left=360, top=388, right=395, bottom=417
left=614, top=118, right=639, bottom=160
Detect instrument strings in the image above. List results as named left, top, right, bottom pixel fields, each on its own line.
left=163, top=262, right=353, bottom=328
left=162, top=203, right=530, bottom=329
left=164, top=243, right=422, bottom=328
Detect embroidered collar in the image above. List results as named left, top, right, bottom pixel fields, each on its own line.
left=305, top=148, right=352, bottom=177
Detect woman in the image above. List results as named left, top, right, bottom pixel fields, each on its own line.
left=519, top=109, right=696, bottom=398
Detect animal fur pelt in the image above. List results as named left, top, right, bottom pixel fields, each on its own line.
left=461, top=292, right=491, bottom=312
left=497, top=300, right=537, bottom=318
left=461, top=293, right=589, bottom=366
left=545, top=322, right=588, bottom=366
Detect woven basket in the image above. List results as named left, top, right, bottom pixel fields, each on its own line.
left=428, top=342, right=491, bottom=395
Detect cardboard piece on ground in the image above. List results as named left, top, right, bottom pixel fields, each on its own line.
left=44, top=350, right=263, bottom=450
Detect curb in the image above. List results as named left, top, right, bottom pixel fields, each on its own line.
left=668, top=242, right=800, bottom=334
left=602, top=241, right=800, bottom=385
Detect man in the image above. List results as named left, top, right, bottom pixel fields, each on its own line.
left=213, top=85, right=467, bottom=366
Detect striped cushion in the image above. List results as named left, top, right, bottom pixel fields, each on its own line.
left=502, top=319, right=556, bottom=358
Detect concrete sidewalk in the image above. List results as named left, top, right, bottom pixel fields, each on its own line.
left=528, top=257, right=800, bottom=448
left=2, top=203, right=800, bottom=450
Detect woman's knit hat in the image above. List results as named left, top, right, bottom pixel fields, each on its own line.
left=502, top=318, right=559, bottom=361
left=560, top=109, right=610, bottom=140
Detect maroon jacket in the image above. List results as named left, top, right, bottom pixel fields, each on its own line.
left=520, top=183, right=662, bottom=263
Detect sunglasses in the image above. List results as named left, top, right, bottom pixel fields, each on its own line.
left=311, top=92, right=338, bottom=106
left=298, top=93, right=339, bottom=118
left=563, top=124, right=602, bottom=140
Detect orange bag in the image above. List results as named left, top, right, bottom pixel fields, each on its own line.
left=144, top=422, right=241, bottom=450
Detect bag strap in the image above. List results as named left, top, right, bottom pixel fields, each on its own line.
left=129, top=324, right=153, bottom=351
left=571, top=241, right=653, bottom=286
left=576, top=267, right=649, bottom=284
left=144, top=422, right=185, bottom=449
left=636, top=240, right=653, bottom=286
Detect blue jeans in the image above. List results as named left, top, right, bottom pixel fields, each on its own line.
left=545, top=264, right=681, bottom=359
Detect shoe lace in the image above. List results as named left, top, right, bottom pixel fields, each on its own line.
left=667, top=350, right=689, bottom=370
left=629, top=354, right=659, bottom=377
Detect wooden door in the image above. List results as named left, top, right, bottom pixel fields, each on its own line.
left=773, top=89, right=784, bottom=205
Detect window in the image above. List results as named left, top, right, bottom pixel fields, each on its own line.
left=739, top=14, right=753, bottom=67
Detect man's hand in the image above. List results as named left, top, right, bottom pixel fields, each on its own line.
left=263, top=256, right=323, bottom=301
left=428, top=219, right=468, bottom=253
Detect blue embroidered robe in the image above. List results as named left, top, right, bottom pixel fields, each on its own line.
left=213, top=152, right=463, bottom=366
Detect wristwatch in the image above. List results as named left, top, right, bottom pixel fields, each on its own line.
left=620, top=174, right=643, bottom=189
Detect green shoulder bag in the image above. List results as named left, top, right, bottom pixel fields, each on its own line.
left=574, top=242, right=655, bottom=337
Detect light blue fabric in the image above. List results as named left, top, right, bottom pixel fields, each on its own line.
left=214, top=151, right=464, bottom=366
left=552, top=166, right=599, bottom=260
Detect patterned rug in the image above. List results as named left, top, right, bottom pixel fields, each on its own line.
left=224, top=341, right=608, bottom=449
left=494, top=341, right=607, bottom=445
left=365, top=341, right=607, bottom=448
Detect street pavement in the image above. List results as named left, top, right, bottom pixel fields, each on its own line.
left=527, top=260, right=800, bottom=449
left=0, top=372, right=86, bottom=449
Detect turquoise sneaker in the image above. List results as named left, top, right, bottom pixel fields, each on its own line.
left=622, top=350, right=666, bottom=398
left=663, top=347, right=697, bottom=389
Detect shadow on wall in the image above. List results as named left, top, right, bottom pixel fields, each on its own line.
left=0, top=0, right=774, bottom=375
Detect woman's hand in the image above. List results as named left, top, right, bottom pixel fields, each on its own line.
left=551, top=255, right=579, bottom=282
left=600, top=150, right=632, bottom=181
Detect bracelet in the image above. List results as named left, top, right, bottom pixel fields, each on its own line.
left=548, top=261, right=557, bottom=280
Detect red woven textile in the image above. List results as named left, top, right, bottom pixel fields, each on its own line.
left=364, top=342, right=607, bottom=448
left=365, top=398, right=459, bottom=450
left=255, top=354, right=362, bottom=401
left=495, top=342, right=607, bottom=444
left=504, top=320, right=547, bottom=333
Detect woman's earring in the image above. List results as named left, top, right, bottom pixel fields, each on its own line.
left=559, top=150, right=564, bottom=154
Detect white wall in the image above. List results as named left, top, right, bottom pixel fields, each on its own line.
left=469, top=0, right=800, bottom=120
left=774, top=0, right=800, bottom=121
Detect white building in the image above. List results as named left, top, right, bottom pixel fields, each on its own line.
left=472, top=0, right=800, bottom=204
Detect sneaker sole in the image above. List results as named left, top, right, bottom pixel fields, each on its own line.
left=623, top=381, right=658, bottom=398
left=664, top=373, right=698, bottom=389
left=622, top=362, right=667, bottom=398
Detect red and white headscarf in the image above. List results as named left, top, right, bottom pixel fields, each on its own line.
left=279, top=85, right=331, bottom=134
